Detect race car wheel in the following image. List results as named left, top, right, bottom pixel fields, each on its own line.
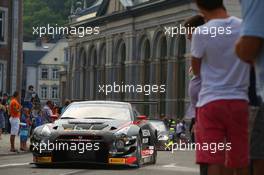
left=135, top=135, right=143, bottom=168
left=35, top=164, right=51, bottom=168
left=150, top=147, right=157, bottom=164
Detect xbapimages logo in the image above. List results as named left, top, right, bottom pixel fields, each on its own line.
left=165, top=140, right=232, bottom=154
left=32, top=141, right=100, bottom=154
left=98, top=82, right=166, bottom=96
left=32, top=24, right=100, bottom=38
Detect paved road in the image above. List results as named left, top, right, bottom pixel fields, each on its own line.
left=0, top=151, right=199, bottom=175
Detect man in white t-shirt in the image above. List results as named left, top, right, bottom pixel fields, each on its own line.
left=191, top=0, right=250, bottom=175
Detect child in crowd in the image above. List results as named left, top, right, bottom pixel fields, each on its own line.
left=35, top=110, right=43, bottom=128
left=20, top=108, right=32, bottom=151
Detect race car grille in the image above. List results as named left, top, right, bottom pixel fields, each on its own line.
left=56, top=135, right=102, bottom=141
left=53, top=141, right=109, bottom=163
left=62, top=124, right=108, bottom=131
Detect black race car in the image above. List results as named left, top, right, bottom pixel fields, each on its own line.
left=30, top=101, right=157, bottom=167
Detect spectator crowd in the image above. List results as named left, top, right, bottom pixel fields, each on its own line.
left=0, top=85, right=71, bottom=152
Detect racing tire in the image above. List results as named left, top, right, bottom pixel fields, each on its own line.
left=150, top=147, right=157, bottom=165
left=135, top=135, right=143, bottom=168
left=34, top=164, right=51, bottom=168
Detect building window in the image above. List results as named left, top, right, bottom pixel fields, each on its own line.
left=0, top=8, right=8, bottom=44
left=41, top=68, right=48, bottom=79
left=52, top=68, right=59, bottom=80
left=41, top=86, right=48, bottom=99
left=51, top=86, right=58, bottom=99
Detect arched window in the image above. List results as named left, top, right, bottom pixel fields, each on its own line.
left=139, top=36, right=151, bottom=116
left=153, top=32, right=169, bottom=116
left=74, top=49, right=82, bottom=99
left=177, top=35, right=186, bottom=118
left=111, top=39, right=127, bottom=100
left=87, top=45, right=98, bottom=100
left=92, top=46, right=98, bottom=100
left=119, top=42, right=126, bottom=63
left=159, top=36, right=168, bottom=58
left=118, top=41, right=126, bottom=100
left=139, top=37, right=151, bottom=61
left=80, top=48, right=86, bottom=99
left=159, top=36, right=167, bottom=115
left=98, top=43, right=106, bottom=100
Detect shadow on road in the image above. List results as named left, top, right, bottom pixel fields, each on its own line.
left=30, top=163, right=141, bottom=171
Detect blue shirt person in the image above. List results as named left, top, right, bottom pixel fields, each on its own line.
left=236, top=0, right=264, bottom=102
left=236, top=1, right=264, bottom=175
left=20, top=112, right=30, bottom=142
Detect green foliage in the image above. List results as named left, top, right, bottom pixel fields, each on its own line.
left=23, top=0, right=72, bottom=41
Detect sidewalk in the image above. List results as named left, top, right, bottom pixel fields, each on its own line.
left=0, top=134, right=30, bottom=156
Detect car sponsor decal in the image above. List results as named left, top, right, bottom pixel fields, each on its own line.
left=108, top=158, right=126, bottom=164
left=142, top=129, right=150, bottom=137
left=142, top=138, right=149, bottom=144
left=34, top=156, right=52, bottom=163
left=141, top=149, right=154, bottom=157
left=149, top=146, right=154, bottom=150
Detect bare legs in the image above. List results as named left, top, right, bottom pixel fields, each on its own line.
left=10, top=135, right=16, bottom=152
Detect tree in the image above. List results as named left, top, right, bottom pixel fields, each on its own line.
left=23, top=0, right=72, bottom=41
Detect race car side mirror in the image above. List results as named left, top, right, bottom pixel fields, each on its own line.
left=137, top=115, right=147, bottom=120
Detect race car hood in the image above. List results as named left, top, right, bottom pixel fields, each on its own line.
left=52, top=118, right=131, bottom=133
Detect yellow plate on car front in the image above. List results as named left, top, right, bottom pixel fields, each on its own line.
left=108, top=158, right=126, bottom=164
left=36, top=156, right=52, bottom=163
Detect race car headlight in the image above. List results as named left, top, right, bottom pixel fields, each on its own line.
left=115, top=139, right=125, bottom=149
left=158, top=135, right=169, bottom=141
left=40, top=125, right=51, bottom=137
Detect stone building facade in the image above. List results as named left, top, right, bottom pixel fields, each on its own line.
left=66, top=0, right=241, bottom=119
left=0, top=0, right=23, bottom=96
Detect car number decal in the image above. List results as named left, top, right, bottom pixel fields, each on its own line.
left=142, top=129, right=150, bottom=137
left=142, top=138, right=149, bottom=144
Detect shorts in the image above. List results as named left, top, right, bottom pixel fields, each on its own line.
left=195, top=100, right=249, bottom=168
left=250, top=102, right=264, bottom=160
left=9, top=117, right=20, bottom=135
left=20, top=128, right=29, bottom=142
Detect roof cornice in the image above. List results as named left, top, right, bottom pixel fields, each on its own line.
left=70, top=0, right=193, bottom=27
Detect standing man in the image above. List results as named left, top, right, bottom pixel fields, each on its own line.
left=235, top=1, right=264, bottom=175
left=23, top=85, right=36, bottom=110
left=9, top=91, right=22, bottom=152
left=0, top=99, right=6, bottom=139
left=2, top=93, right=10, bottom=133
left=61, top=99, right=71, bottom=114
left=184, top=15, right=205, bottom=143
left=42, top=100, right=53, bottom=124
left=192, top=0, right=250, bottom=175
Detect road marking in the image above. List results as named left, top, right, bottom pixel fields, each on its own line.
left=162, top=163, right=179, bottom=168
left=145, top=164, right=199, bottom=173
left=0, top=162, right=30, bottom=168
left=59, top=170, right=88, bottom=175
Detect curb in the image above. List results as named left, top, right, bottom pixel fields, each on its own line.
left=0, top=151, right=31, bottom=157
left=0, top=134, right=30, bottom=157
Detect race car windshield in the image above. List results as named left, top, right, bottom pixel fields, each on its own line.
left=61, top=104, right=132, bottom=121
